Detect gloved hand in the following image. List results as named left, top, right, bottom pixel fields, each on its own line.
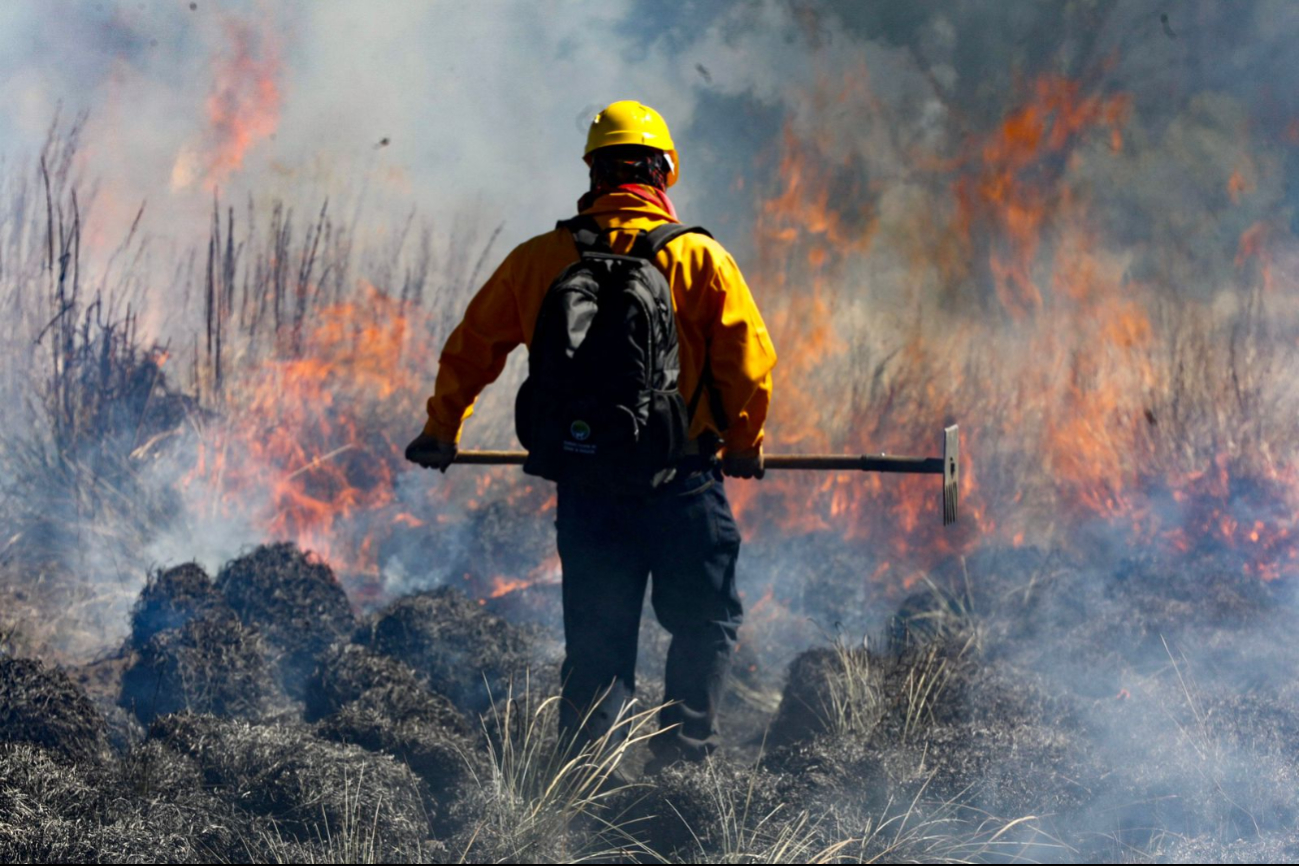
left=721, top=446, right=764, bottom=480
left=405, top=432, right=458, bottom=473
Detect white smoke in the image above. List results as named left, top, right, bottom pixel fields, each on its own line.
left=0, top=0, right=715, bottom=272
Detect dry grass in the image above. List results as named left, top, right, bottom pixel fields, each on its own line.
left=822, top=632, right=880, bottom=739
left=899, top=643, right=957, bottom=742
left=456, top=677, right=664, bottom=863
left=0, top=117, right=497, bottom=662
left=3, top=84, right=1299, bottom=866
left=253, top=767, right=421, bottom=865
left=853, top=791, right=1057, bottom=864
left=658, top=754, right=1053, bottom=864
left=673, top=756, right=859, bottom=864
left=818, top=578, right=979, bottom=742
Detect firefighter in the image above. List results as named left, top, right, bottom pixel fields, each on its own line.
left=407, top=100, right=776, bottom=770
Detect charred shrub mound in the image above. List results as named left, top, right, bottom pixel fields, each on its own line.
left=765, top=625, right=976, bottom=747
left=764, top=646, right=843, bottom=749
left=119, top=609, right=282, bottom=724
left=764, top=624, right=1092, bottom=821
left=129, top=562, right=228, bottom=648
left=751, top=549, right=1299, bottom=862
left=307, top=643, right=478, bottom=822
left=303, top=641, right=434, bottom=721
left=358, top=586, right=540, bottom=715
left=317, top=684, right=479, bottom=825
left=151, top=712, right=429, bottom=857
left=611, top=759, right=791, bottom=860
left=215, top=543, right=356, bottom=699
left=108, top=738, right=261, bottom=863
left=0, top=657, right=109, bottom=763
left=0, top=738, right=255, bottom=864
left=0, top=743, right=109, bottom=863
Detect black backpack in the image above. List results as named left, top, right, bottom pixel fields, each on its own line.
left=515, top=215, right=712, bottom=493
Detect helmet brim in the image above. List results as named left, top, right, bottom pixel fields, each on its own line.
left=583, top=146, right=679, bottom=188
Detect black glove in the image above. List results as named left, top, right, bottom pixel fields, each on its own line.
left=405, top=433, right=458, bottom=473
left=721, top=447, right=765, bottom=480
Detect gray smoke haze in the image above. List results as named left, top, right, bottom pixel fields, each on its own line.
left=3, top=1, right=1297, bottom=307
left=0, top=1, right=695, bottom=275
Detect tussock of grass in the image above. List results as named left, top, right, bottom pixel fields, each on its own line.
left=823, top=632, right=880, bottom=739
left=452, top=678, right=664, bottom=863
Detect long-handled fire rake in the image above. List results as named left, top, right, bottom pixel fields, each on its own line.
left=451, top=424, right=961, bottom=526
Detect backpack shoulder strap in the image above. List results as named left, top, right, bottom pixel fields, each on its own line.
left=640, top=223, right=713, bottom=258
left=557, top=215, right=607, bottom=253
left=639, top=222, right=725, bottom=429
left=560, top=218, right=713, bottom=258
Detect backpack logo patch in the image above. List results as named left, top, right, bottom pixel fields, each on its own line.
left=563, top=420, right=597, bottom=455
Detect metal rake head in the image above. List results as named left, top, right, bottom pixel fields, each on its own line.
left=943, top=425, right=960, bottom=526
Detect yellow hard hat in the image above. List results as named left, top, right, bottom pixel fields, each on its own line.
left=585, top=100, right=679, bottom=187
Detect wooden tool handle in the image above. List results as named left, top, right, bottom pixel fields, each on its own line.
left=452, top=450, right=527, bottom=465
left=764, top=455, right=943, bottom=473
left=452, top=451, right=942, bottom=472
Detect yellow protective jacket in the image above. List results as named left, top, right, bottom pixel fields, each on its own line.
left=423, top=190, right=776, bottom=457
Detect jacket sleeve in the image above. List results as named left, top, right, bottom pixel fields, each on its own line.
left=423, top=251, right=525, bottom=442
left=708, top=251, right=776, bottom=456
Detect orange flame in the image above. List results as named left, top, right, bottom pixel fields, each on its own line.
left=172, top=20, right=282, bottom=191
left=182, top=284, right=426, bottom=595
left=955, top=76, right=1129, bottom=318
left=734, top=67, right=1299, bottom=595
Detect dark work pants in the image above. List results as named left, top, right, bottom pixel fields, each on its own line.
left=556, top=464, right=743, bottom=762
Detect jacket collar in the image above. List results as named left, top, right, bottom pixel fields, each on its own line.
left=577, top=186, right=679, bottom=223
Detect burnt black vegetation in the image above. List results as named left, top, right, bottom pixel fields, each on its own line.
left=216, top=543, right=357, bottom=700
left=356, top=585, right=551, bottom=716
left=4, top=538, right=1299, bottom=862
